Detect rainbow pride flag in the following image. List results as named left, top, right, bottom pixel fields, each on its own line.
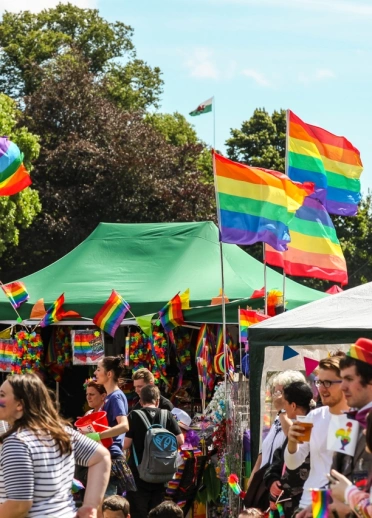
left=311, top=489, right=330, bottom=518
left=1, top=281, right=29, bottom=309
left=213, top=151, right=314, bottom=251
left=40, top=293, right=65, bottom=327
left=239, top=309, right=270, bottom=343
left=159, top=293, right=184, bottom=332
left=0, top=137, right=32, bottom=196
left=265, top=197, right=348, bottom=285
left=288, top=110, right=363, bottom=216
left=93, top=290, right=130, bottom=337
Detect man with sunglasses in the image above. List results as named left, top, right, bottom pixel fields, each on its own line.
left=284, top=354, right=348, bottom=518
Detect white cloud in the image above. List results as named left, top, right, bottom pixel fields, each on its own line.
left=0, top=0, right=96, bottom=13
left=241, top=69, right=271, bottom=87
left=298, top=68, right=336, bottom=84
left=202, top=0, right=372, bottom=16
left=183, top=48, right=219, bottom=79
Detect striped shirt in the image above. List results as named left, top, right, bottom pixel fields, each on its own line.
left=0, top=427, right=99, bottom=517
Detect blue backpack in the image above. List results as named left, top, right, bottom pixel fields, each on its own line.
left=132, top=409, right=178, bottom=483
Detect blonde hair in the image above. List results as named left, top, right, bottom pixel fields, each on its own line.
left=132, top=368, right=154, bottom=384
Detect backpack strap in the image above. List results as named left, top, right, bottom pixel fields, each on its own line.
left=160, top=409, right=167, bottom=428
left=133, top=409, right=152, bottom=429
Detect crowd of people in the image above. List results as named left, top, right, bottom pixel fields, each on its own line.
left=2, top=338, right=372, bottom=518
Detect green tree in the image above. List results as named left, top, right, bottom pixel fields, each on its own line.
left=0, top=3, right=163, bottom=110
left=0, top=94, right=41, bottom=258
left=226, top=108, right=372, bottom=288
left=1, top=56, right=214, bottom=280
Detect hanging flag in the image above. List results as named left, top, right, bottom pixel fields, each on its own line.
left=179, top=288, right=190, bottom=310
left=195, top=324, right=206, bottom=359
left=304, top=357, right=319, bottom=376
left=213, top=151, right=314, bottom=251
left=159, top=293, right=184, bottom=332
left=287, top=110, right=363, bottom=216
left=136, top=314, right=155, bottom=337
left=189, top=97, right=213, bottom=116
left=30, top=298, right=46, bottom=319
left=40, top=293, right=65, bottom=328
left=1, top=281, right=29, bottom=309
left=93, top=290, right=130, bottom=337
left=265, top=197, right=348, bottom=285
left=250, top=287, right=265, bottom=299
left=0, top=137, right=32, bottom=196
left=283, top=345, right=299, bottom=361
left=326, top=285, right=343, bottom=294
left=239, top=309, right=270, bottom=343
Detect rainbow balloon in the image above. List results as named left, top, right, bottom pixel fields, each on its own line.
left=312, top=489, right=330, bottom=518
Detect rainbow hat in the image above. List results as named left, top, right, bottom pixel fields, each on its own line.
left=347, top=338, right=372, bottom=366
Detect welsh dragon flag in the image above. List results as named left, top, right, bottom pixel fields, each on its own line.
left=189, top=97, right=213, bottom=116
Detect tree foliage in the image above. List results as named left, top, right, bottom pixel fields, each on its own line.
left=226, top=108, right=372, bottom=289
left=0, top=3, right=163, bottom=110
left=1, top=56, right=214, bottom=280
left=0, top=94, right=41, bottom=258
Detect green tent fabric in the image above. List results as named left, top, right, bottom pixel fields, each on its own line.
left=0, top=221, right=326, bottom=322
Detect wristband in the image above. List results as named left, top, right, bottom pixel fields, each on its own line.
left=86, top=432, right=101, bottom=442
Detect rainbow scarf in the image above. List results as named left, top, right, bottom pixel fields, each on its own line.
left=40, top=293, right=65, bottom=328
left=0, top=137, right=32, bottom=196
left=311, top=489, right=330, bottom=518
left=1, top=281, right=29, bottom=309
left=265, top=197, right=348, bottom=285
left=213, top=151, right=314, bottom=251
left=93, top=290, right=130, bottom=337
left=239, top=309, right=270, bottom=342
left=288, top=110, right=363, bottom=216
left=159, top=293, right=184, bottom=332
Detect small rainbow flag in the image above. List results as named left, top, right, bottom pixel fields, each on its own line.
left=239, top=309, right=270, bottom=343
left=159, top=293, right=184, bottom=332
left=311, top=489, right=330, bottom=518
left=288, top=110, right=363, bottom=216
left=0, top=137, right=32, bottom=196
left=213, top=151, right=314, bottom=251
left=93, top=290, right=130, bottom=337
left=1, top=281, right=29, bottom=309
left=40, top=294, right=65, bottom=328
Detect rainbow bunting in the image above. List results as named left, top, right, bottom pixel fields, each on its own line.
left=311, top=489, right=330, bottom=518
left=159, top=293, right=184, bottom=332
left=93, top=290, right=130, bottom=337
left=239, top=309, right=270, bottom=343
left=265, top=197, right=348, bottom=285
left=288, top=110, right=363, bottom=216
left=0, top=137, right=32, bottom=196
left=213, top=151, right=314, bottom=251
left=40, top=293, right=65, bottom=328
left=1, top=281, right=29, bottom=309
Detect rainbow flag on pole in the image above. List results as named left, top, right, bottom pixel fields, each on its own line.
left=159, top=293, right=184, bottom=332
left=40, top=293, right=65, bottom=328
left=93, top=290, right=130, bottom=337
left=213, top=151, right=314, bottom=251
left=1, top=281, right=29, bottom=309
left=0, top=137, right=32, bottom=196
left=239, top=309, right=270, bottom=343
left=288, top=110, right=363, bottom=216
left=265, top=197, right=348, bottom=285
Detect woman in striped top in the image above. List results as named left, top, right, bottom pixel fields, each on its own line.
left=0, top=373, right=111, bottom=518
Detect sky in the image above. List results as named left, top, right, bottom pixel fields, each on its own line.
left=2, top=0, right=372, bottom=192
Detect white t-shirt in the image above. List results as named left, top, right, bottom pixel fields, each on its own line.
left=0, top=427, right=99, bottom=517
left=260, top=417, right=286, bottom=467
left=284, top=405, right=333, bottom=508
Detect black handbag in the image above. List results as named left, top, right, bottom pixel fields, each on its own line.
left=243, top=463, right=270, bottom=511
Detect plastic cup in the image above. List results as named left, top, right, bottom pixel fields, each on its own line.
left=296, top=415, right=313, bottom=443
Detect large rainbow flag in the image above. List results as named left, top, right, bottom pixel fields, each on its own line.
left=213, top=151, right=314, bottom=251
left=1, top=281, right=29, bottom=309
left=0, top=137, right=32, bottom=196
left=93, top=290, right=130, bottom=337
left=287, top=110, right=363, bottom=216
left=239, top=309, right=270, bottom=343
left=40, top=293, right=65, bottom=327
left=265, top=197, right=348, bottom=285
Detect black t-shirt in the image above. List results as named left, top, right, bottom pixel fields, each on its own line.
left=131, top=394, right=174, bottom=412
left=127, top=407, right=181, bottom=491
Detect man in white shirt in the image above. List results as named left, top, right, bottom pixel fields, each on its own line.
left=284, top=354, right=348, bottom=518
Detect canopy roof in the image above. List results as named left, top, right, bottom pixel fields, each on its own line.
left=0, top=221, right=326, bottom=323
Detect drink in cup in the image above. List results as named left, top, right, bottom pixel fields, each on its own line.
left=296, top=415, right=313, bottom=443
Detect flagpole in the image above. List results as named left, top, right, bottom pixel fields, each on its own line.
left=213, top=96, right=216, bottom=150
left=238, top=305, right=242, bottom=371
left=263, top=247, right=268, bottom=315
left=282, top=109, right=290, bottom=309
